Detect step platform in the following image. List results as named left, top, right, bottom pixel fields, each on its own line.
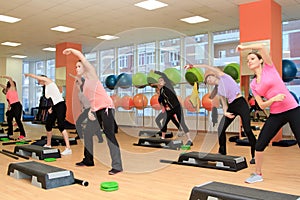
left=138, top=130, right=173, bottom=138
left=160, top=151, right=247, bottom=172
left=14, top=144, right=61, bottom=160
left=41, top=135, right=77, bottom=146
left=7, top=161, right=74, bottom=189
left=189, top=181, right=300, bottom=200
left=134, top=138, right=183, bottom=150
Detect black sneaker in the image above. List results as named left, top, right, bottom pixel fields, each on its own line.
left=185, top=140, right=193, bottom=146
left=108, top=168, right=122, bottom=175
left=250, top=158, right=255, bottom=164
left=76, top=161, right=94, bottom=167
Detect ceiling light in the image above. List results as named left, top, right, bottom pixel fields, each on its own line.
left=180, top=16, right=209, bottom=24
left=1, top=42, right=21, bottom=47
left=11, top=55, right=27, bottom=59
left=42, top=47, right=56, bottom=52
left=97, top=35, right=119, bottom=40
left=0, top=14, right=21, bottom=23
left=134, top=0, right=168, bottom=10
left=50, top=26, right=75, bottom=33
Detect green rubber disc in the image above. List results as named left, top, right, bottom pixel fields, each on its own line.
left=0, top=138, right=10, bottom=141
left=44, top=158, right=57, bottom=162
left=100, top=181, right=119, bottom=192
left=181, top=145, right=191, bottom=150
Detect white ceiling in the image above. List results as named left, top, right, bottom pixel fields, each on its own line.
left=1, top=0, right=300, bottom=61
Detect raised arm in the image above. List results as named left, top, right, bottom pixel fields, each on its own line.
left=62, top=48, right=97, bottom=79
left=24, top=73, right=52, bottom=84
left=236, top=43, right=273, bottom=66
left=185, top=64, right=224, bottom=77
left=0, top=83, right=6, bottom=89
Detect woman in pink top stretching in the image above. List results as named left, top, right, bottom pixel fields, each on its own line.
left=63, top=48, right=123, bottom=175
left=0, top=75, right=26, bottom=139
left=237, top=43, right=300, bottom=183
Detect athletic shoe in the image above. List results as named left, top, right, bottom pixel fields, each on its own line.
left=76, top=161, right=94, bottom=167
left=43, top=144, right=52, bottom=148
left=185, top=140, right=193, bottom=146
left=250, top=158, right=255, bottom=164
left=245, top=173, right=263, bottom=184
left=18, top=135, right=25, bottom=140
left=108, top=168, right=122, bottom=175
left=61, top=148, right=72, bottom=155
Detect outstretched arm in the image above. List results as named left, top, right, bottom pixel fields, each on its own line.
left=236, top=43, right=273, bottom=66
left=62, top=48, right=97, bottom=79
left=254, top=93, right=285, bottom=110
left=185, top=64, right=224, bottom=77
left=0, top=75, right=16, bottom=90
left=24, top=73, right=52, bottom=84
left=0, top=83, right=6, bottom=89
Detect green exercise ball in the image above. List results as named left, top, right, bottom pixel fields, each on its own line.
left=147, top=71, right=161, bottom=87
left=185, top=67, right=204, bottom=86
left=163, top=68, right=181, bottom=85
left=132, top=72, right=148, bottom=88
left=224, top=63, right=240, bottom=81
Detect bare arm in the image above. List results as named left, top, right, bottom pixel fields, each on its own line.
left=0, top=83, right=6, bottom=89
left=236, top=43, right=273, bottom=66
left=63, top=48, right=97, bottom=79
left=254, top=94, right=285, bottom=110
left=186, top=64, right=224, bottom=77
left=24, top=73, right=52, bottom=84
left=0, top=75, right=16, bottom=90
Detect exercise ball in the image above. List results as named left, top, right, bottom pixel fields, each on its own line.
left=105, top=75, right=117, bottom=90
left=133, top=93, right=148, bottom=110
left=117, top=73, right=132, bottom=89
left=120, top=95, right=134, bottom=110
left=185, top=67, right=204, bottom=86
left=282, top=59, right=297, bottom=82
left=132, top=72, right=148, bottom=88
left=110, top=94, right=121, bottom=108
left=147, top=71, right=161, bottom=87
left=150, top=94, right=161, bottom=110
left=290, top=91, right=299, bottom=104
left=202, top=93, right=213, bottom=111
left=224, top=63, right=240, bottom=82
left=163, top=68, right=181, bottom=85
left=184, top=95, right=200, bottom=112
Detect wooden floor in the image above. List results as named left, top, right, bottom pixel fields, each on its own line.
left=0, top=122, right=300, bottom=200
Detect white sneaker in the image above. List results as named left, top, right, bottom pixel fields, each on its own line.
left=43, top=144, right=52, bottom=148
left=245, top=173, right=263, bottom=184
left=61, top=148, right=72, bottom=156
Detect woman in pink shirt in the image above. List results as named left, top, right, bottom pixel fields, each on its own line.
left=63, top=48, right=123, bottom=175
left=0, top=75, right=26, bottom=139
left=237, top=43, right=300, bottom=184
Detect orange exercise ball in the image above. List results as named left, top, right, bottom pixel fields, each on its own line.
left=202, top=93, right=213, bottom=111
left=184, top=95, right=200, bottom=112
left=150, top=94, right=161, bottom=110
left=110, top=94, right=121, bottom=108
left=121, top=95, right=134, bottom=110
left=133, top=93, right=148, bottom=110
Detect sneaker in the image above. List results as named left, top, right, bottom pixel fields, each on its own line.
left=185, top=140, right=193, bottom=146
left=43, top=144, right=52, bottom=148
left=245, top=173, right=263, bottom=184
left=108, top=168, right=122, bottom=175
left=61, top=148, right=72, bottom=156
left=76, top=161, right=94, bottom=167
left=18, top=135, right=25, bottom=140
left=250, top=158, right=255, bottom=164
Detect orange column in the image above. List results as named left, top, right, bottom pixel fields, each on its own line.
left=56, top=42, right=82, bottom=124
left=239, top=0, right=282, bottom=141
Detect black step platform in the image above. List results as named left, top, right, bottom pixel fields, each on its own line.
left=160, top=151, right=247, bottom=172
left=8, top=161, right=74, bottom=189
left=134, top=138, right=183, bottom=150
left=41, top=135, right=77, bottom=146
left=138, top=130, right=173, bottom=138
left=14, top=144, right=61, bottom=160
left=189, top=181, right=300, bottom=200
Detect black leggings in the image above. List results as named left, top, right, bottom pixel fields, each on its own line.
left=7, top=102, right=26, bottom=136
left=161, top=105, right=189, bottom=133
left=46, top=101, right=66, bottom=132
left=256, top=106, right=300, bottom=151
left=155, top=111, right=181, bottom=131
left=218, top=97, right=256, bottom=158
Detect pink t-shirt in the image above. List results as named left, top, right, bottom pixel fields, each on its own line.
left=250, top=63, right=298, bottom=114
left=6, top=90, right=19, bottom=104
left=83, top=79, right=114, bottom=112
